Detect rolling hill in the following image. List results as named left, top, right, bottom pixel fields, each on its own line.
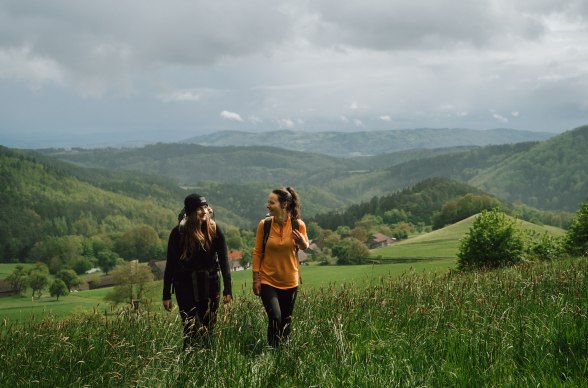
left=373, top=214, right=566, bottom=260
left=183, top=127, right=553, bottom=157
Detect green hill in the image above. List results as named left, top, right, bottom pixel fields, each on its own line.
left=35, top=126, right=586, bottom=212
left=469, top=124, right=588, bottom=211
left=373, top=214, right=566, bottom=260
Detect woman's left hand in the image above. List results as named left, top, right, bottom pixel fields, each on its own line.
left=223, top=294, right=233, bottom=304
left=292, top=229, right=308, bottom=250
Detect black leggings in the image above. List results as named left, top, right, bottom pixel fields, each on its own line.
left=260, top=284, right=298, bottom=347
left=174, top=276, right=220, bottom=349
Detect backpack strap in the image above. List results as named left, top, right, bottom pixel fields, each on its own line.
left=262, top=216, right=272, bottom=255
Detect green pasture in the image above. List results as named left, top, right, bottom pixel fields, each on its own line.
left=374, top=214, right=565, bottom=260
left=0, top=259, right=454, bottom=322
left=0, top=263, right=34, bottom=278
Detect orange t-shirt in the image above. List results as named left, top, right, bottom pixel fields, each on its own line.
left=252, top=217, right=308, bottom=289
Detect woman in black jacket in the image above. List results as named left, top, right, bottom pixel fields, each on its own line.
left=162, top=193, right=232, bottom=349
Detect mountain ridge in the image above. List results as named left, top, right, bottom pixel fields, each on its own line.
left=183, top=127, right=554, bottom=157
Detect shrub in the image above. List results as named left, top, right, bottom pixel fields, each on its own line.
left=458, top=209, right=524, bottom=271
left=522, top=230, right=565, bottom=261
left=565, top=198, right=588, bottom=256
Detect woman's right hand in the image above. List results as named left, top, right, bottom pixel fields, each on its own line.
left=163, top=299, right=173, bottom=311
left=252, top=272, right=261, bottom=296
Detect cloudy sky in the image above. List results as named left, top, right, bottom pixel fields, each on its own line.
left=1, top=0, right=587, bottom=148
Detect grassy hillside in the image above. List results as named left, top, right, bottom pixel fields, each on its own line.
left=374, top=214, right=566, bottom=260
left=393, top=214, right=565, bottom=258
left=1, top=258, right=586, bottom=386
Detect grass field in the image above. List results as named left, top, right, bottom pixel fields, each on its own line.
left=0, top=259, right=456, bottom=321
left=1, top=257, right=586, bottom=386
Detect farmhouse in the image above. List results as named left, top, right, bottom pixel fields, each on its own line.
left=228, top=250, right=244, bottom=271
left=369, top=233, right=396, bottom=249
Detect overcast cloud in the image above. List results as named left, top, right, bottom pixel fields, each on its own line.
left=1, top=0, right=587, bottom=148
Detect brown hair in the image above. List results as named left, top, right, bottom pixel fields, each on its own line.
left=272, top=186, right=301, bottom=219
left=180, top=211, right=216, bottom=260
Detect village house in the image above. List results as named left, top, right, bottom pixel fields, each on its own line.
left=368, top=233, right=396, bottom=249
left=228, top=250, right=244, bottom=271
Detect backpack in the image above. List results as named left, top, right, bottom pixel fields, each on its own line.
left=261, top=216, right=303, bottom=284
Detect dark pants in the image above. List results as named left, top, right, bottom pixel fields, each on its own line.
left=260, top=284, right=298, bottom=347
left=174, top=275, right=220, bottom=349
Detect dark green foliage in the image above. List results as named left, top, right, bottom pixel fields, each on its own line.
left=0, top=146, right=177, bottom=263
left=433, top=193, right=503, bottom=229
left=472, top=125, right=588, bottom=211
left=522, top=230, right=565, bottom=261
left=458, top=209, right=524, bottom=270
left=332, top=238, right=370, bottom=265
left=28, top=272, right=49, bottom=299
left=313, top=178, right=485, bottom=230
left=55, top=269, right=80, bottom=291
left=5, top=265, right=27, bottom=295
left=49, top=279, right=68, bottom=301
left=114, top=225, right=163, bottom=262
left=565, top=198, right=588, bottom=256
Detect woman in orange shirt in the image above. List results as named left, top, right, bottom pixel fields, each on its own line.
left=252, top=187, right=309, bottom=347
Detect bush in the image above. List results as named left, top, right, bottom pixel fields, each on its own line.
left=333, top=238, right=370, bottom=265
left=565, top=198, right=588, bottom=256
left=522, top=230, right=565, bottom=261
left=458, top=209, right=524, bottom=271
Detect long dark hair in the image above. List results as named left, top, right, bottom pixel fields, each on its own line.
left=272, top=186, right=301, bottom=219
left=180, top=211, right=215, bottom=260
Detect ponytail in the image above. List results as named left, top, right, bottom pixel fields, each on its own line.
left=272, top=187, right=301, bottom=219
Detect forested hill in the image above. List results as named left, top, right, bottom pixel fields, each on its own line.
left=183, top=127, right=553, bottom=157
left=469, top=124, right=588, bottom=212
left=0, top=146, right=180, bottom=261
left=36, top=125, right=586, bottom=212
left=311, top=178, right=490, bottom=230
left=38, top=143, right=359, bottom=186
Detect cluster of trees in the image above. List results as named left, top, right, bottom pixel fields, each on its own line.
left=458, top=197, right=588, bottom=271
left=6, top=263, right=81, bottom=300
left=312, top=178, right=490, bottom=230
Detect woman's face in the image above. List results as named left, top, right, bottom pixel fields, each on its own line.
left=266, top=193, right=284, bottom=216
left=196, top=205, right=209, bottom=221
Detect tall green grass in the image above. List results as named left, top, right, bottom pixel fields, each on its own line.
left=1, top=258, right=586, bottom=386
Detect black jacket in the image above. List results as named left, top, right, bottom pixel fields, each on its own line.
left=163, top=224, right=232, bottom=300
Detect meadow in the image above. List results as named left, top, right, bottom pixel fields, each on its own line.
left=0, top=260, right=454, bottom=321
left=1, top=257, right=587, bottom=386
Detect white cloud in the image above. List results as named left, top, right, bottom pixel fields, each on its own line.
left=511, top=111, right=520, bottom=117
left=354, top=119, right=365, bottom=127
left=492, top=113, right=509, bottom=123
left=278, top=118, right=295, bottom=128
left=0, top=45, right=64, bottom=86
left=378, top=115, right=391, bottom=121
left=340, top=115, right=349, bottom=123
left=220, top=110, right=243, bottom=122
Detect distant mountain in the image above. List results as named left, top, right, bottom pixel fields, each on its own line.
left=183, top=128, right=554, bottom=157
